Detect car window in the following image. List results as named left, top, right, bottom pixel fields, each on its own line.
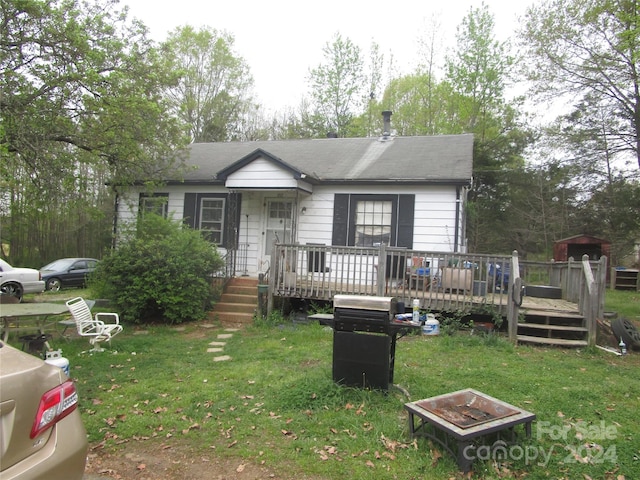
left=42, top=259, right=73, bottom=270
left=87, top=260, right=98, bottom=269
left=72, top=261, right=87, bottom=270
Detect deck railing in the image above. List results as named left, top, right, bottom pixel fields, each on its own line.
left=268, top=243, right=606, bottom=329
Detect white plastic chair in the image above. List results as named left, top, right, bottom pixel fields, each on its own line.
left=66, top=297, right=122, bottom=352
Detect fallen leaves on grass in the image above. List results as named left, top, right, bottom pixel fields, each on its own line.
left=316, top=445, right=340, bottom=461
left=380, top=434, right=413, bottom=452
left=181, top=422, right=200, bottom=435
left=344, top=402, right=367, bottom=415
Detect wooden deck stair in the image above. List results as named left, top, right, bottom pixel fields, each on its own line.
left=209, top=277, right=258, bottom=327
left=517, top=309, right=588, bottom=347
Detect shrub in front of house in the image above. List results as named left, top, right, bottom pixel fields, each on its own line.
left=91, top=215, right=224, bottom=324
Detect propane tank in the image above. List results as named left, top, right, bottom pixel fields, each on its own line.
left=45, top=350, right=70, bottom=377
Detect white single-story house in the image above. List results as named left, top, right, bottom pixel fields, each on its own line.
left=115, top=113, right=474, bottom=278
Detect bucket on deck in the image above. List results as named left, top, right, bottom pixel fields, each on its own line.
left=45, top=350, right=70, bottom=377
left=422, top=315, right=440, bottom=335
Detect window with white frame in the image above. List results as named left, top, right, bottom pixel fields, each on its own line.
left=354, top=200, right=392, bottom=247
left=199, top=197, right=225, bottom=244
left=139, top=194, right=168, bottom=218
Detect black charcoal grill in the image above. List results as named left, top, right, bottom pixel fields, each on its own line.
left=328, top=295, right=419, bottom=391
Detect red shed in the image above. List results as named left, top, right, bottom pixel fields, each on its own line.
left=553, top=234, right=611, bottom=262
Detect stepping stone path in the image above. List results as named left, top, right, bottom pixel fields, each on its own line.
left=208, top=328, right=238, bottom=362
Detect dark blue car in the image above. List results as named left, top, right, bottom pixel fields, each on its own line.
left=40, top=258, right=98, bottom=291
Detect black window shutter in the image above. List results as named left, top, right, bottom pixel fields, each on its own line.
left=396, top=194, right=414, bottom=248
left=332, top=194, right=349, bottom=246
left=183, top=193, right=197, bottom=229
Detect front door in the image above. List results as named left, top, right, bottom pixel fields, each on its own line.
left=262, top=198, right=294, bottom=270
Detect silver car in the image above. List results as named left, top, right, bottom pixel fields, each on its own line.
left=0, top=342, right=88, bottom=479
left=0, top=259, right=45, bottom=302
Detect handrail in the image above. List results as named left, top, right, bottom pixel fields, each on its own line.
left=507, top=250, right=522, bottom=343
left=579, top=254, right=606, bottom=347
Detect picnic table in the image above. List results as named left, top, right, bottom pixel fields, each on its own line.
left=0, top=302, right=69, bottom=342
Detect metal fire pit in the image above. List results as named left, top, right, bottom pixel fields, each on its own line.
left=405, top=389, right=536, bottom=472
left=416, top=390, right=519, bottom=429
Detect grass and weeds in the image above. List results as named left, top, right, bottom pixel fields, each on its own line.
left=19, top=288, right=640, bottom=479
left=604, top=288, right=640, bottom=321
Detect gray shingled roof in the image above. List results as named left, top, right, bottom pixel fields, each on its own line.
left=173, top=134, right=474, bottom=185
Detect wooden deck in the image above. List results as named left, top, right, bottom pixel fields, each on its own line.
left=260, top=244, right=607, bottom=347
left=274, top=277, right=581, bottom=317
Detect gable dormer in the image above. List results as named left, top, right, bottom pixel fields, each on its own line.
left=216, top=148, right=314, bottom=193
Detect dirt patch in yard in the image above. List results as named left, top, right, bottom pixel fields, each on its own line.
left=84, top=438, right=317, bottom=480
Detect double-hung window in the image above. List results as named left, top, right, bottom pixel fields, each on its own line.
left=354, top=200, right=392, bottom=247
left=183, top=193, right=240, bottom=249
left=139, top=193, right=168, bottom=218
left=332, top=194, right=415, bottom=248
left=199, top=198, right=225, bottom=244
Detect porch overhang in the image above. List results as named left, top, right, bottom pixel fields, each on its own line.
left=223, top=177, right=313, bottom=194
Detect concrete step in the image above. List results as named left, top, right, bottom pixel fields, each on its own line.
left=208, top=311, right=254, bottom=327
left=209, top=277, right=260, bottom=328
left=225, top=285, right=259, bottom=296
left=228, top=277, right=259, bottom=287
left=219, top=293, right=257, bottom=305
left=212, top=302, right=256, bottom=314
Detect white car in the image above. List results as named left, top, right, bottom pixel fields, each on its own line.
left=0, top=259, right=45, bottom=302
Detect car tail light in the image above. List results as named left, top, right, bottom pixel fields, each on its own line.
left=30, top=380, right=79, bottom=439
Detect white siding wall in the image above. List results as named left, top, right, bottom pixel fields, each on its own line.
left=116, top=183, right=466, bottom=276
left=413, top=186, right=461, bottom=252
left=295, top=185, right=462, bottom=252
left=117, top=185, right=228, bottom=226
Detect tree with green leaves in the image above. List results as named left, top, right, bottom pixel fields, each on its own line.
left=445, top=3, right=513, bottom=139
left=1, top=0, right=187, bottom=265
left=1, top=0, right=186, bottom=185
left=308, top=32, right=365, bottom=138
left=379, top=73, right=459, bottom=136
left=363, top=41, right=385, bottom=137
left=162, top=25, right=256, bottom=142
left=444, top=4, right=532, bottom=254
left=520, top=0, right=640, bottom=170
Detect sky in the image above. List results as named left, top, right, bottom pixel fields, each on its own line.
left=122, top=0, right=534, bottom=113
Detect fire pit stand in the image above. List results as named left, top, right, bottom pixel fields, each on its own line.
left=405, top=389, right=535, bottom=472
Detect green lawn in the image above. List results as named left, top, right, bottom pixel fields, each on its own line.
left=45, top=301, right=639, bottom=480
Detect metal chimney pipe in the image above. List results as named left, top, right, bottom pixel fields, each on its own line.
left=381, top=111, right=392, bottom=137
